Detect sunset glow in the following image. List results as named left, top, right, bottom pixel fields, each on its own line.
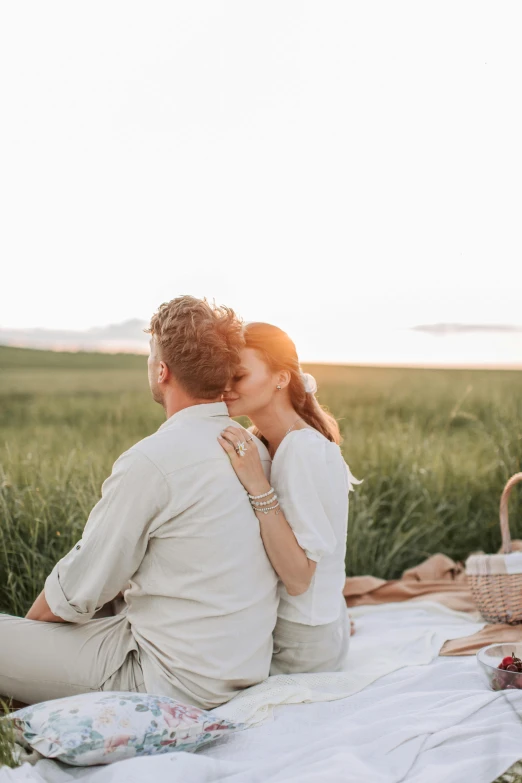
left=1, top=2, right=521, bottom=366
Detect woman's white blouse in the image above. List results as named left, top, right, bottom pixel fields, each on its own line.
left=270, top=428, right=362, bottom=626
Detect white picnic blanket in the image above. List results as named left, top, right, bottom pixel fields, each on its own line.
left=3, top=601, right=522, bottom=783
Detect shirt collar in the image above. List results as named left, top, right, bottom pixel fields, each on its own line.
left=158, top=401, right=229, bottom=431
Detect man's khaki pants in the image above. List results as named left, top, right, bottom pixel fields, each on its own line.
left=0, top=610, right=146, bottom=706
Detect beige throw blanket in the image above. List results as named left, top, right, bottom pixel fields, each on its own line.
left=343, top=546, right=522, bottom=656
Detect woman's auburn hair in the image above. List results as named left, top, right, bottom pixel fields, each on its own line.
left=243, top=322, right=341, bottom=445
left=146, top=295, right=244, bottom=399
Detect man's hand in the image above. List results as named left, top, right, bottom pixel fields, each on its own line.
left=25, top=589, right=68, bottom=623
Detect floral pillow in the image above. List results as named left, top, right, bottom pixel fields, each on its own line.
left=6, top=691, right=244, bottom=766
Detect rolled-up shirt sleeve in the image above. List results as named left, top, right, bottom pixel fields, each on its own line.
left=44, top=449, right=169, bottom=623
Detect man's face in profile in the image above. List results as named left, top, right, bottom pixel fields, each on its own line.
left=147, top=336, right=164, bottom=405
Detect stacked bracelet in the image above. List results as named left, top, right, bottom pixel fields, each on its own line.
left=249, top=486, right=280, bottom=515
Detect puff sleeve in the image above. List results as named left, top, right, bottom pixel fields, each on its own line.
left=272, top=435, right=340, bottom=563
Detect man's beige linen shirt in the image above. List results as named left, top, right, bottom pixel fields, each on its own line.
left=44, top=402, right=279, bottom=709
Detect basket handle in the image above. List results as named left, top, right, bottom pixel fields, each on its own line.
left=500, top=473, right=522, bottom=554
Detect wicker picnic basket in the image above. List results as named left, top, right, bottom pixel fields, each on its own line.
left=466, top=473, right=522, bottom=625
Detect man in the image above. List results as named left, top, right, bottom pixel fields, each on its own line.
left=0, top=296, right=279, bottom=709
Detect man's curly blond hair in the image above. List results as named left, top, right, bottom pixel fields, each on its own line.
left=145, top=295, right=244, bottom=399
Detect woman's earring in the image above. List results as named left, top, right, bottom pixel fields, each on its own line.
left=276, top=385, right=282, bottom=390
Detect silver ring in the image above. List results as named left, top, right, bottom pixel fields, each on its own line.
left=246, top=436, right=254, bottom=442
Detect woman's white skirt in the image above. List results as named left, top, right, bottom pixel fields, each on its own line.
left=270, top=597, right=351, bottom=675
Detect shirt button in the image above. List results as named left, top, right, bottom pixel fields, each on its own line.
left=76, top=544, right=81, bottom=550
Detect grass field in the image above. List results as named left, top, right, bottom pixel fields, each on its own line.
left=1, top=344, right=522, bottom=775
left=2, top=343, right=522, bottom=619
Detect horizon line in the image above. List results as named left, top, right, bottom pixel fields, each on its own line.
left=1, top=343, right=521, bottom=372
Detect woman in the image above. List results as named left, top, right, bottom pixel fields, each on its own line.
left=218, top=323, right=361, bottom=675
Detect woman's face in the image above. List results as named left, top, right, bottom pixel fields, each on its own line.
left=223, top=347, right=278, bottom=418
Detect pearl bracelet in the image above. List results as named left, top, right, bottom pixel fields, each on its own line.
left=250, top=494, right=278, bottom=507
left=248, top=487, right=275, bottom=500
left=252, top=501, right=280, bottom=515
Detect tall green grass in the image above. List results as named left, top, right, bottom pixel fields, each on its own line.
left=0, top=701, right=18, bottom=768
left=1, top=346, right=522, bottom=619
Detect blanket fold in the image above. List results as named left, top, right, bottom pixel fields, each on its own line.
left=343, top=544, right=522, bottom=655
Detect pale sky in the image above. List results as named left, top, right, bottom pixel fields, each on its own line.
left=1, top=2, right=521, bottom=364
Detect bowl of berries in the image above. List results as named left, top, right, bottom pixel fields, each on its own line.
left=477, top=644, right=522, bottom=690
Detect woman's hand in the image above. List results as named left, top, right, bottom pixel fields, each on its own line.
left=218, top=425, right=271, bottom=497
left=219, top=424, right=316, bottom=596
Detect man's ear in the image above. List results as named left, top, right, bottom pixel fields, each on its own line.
left=158, top=361, right=170, bottom=384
